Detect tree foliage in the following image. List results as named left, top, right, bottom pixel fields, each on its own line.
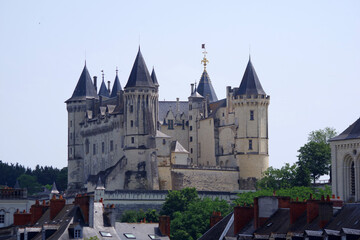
left=160, top=188, right=231, bottom=240
left=257, top=163, right=298, bottom=189
left=120, top=209, right=159, bottom=223
left=0, top=161, right=67, bottom=194
left=297, top=141, right=331, bottom=184
left=233, top=186, right=332, bottom=206
left=308, top=127, right=337, bottom=144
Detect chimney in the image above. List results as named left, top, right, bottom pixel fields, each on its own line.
left=278, top=196, right=291, bottom=208
left=93, top=76, right=97, bottom=92
left=306, top=199, right=319, bottom=224
left=104, top=204, right=116, bottom=227
left=50, top=195, right=66, bottom=220
left=254, top=197, right=279, bottom=229
left=191, top=84, right=194, bottom=95
left=176, top=98, right=180, bottom=112
left=330, top=195, right=344, bottom=207
left=30, top=200, right=48, bottom=224
left=290, top=200, right=307, bottom=224
left=319, top=195, right=333, bottom=228
left=74, top=194, right=94, bottom=226
left=13, top=210, right=32, bottom=226
left=159, top=216, right=171, bottom=238
left=210, top=211, right=223, bottom=228
left=107, top=81, right=111, bottom=94
left=234, top=205, right=254, bottom=235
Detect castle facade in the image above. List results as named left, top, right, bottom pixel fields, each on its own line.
left=66, top=47, right=270, bottom=192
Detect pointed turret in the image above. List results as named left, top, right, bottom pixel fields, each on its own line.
left=237, top=58, right=266, bottom=96
left=67, top=64, right=98, bottom=102
left=151, top=67, right=159, bottom=87
left=95, top=177, right=105, bottom=190
left=50, top=182, right=59, bottom=194
left=98, top=80, right=110, bottom=98
left=110, top=70, right=122, bottom=98
left=125, top=48, right=154, bottom=88
left=197, top=70, right=218, bottom=102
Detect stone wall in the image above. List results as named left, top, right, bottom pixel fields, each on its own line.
left=170, top=166, right=239, bottom=191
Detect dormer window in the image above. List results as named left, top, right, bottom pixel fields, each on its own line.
left=130, top=105, right=134, bottom=113
left=168, top=120, right=174, bottom=129
left=249, top=140, right=253, bottom=150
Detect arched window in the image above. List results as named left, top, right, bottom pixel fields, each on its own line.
left=351, top=161, right=355, bottom=196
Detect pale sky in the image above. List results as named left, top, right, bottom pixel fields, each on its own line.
left=0, top=1, right=359, bottom=170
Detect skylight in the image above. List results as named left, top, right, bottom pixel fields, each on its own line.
left=148, top=234, right=156, bottom=239
left=99, top=231, right=112, bottom=237
left=124, top=233, right=136, bottom=239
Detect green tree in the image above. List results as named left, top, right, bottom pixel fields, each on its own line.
left=297, top=141, right=331, bottom=184
left=160, top=188, right=199, bottom=218
left=308, top=127, right=337, bottom=144
left=17, top=174, right=42, bottom=195
left=257, top=163, right=298, bottom=190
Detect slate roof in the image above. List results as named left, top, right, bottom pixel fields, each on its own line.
left=67, top=64, right=98, bottom=102
left=110, top=74, right=122, bottom=98
left=325, top=203, right=360, bottom=230
left=158, top=101, right=188, bottom=124
left=330, top=118, right=360, bottom=141
left=125, top=48, right=155, bottom=88
left=254, top=209, right=290, bottom=236
left=151, top=68, right=159, bottom=86
left=199, top=212, right=234, bottom=240
left=115, top=223, right=169, bottom=240
left=237, top=59, right=266, bottom=96
left=98, top=80, right=110, bottom=97
left=197, top=69, right=218, bottom=102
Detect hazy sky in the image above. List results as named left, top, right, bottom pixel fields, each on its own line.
left=0, top=1, right=359, bottom=171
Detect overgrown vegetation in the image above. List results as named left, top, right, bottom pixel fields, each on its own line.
left=0, top=161, right=67, bottom=194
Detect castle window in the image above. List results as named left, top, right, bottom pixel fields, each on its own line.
left=131, top=120, right=134, bottom=128
left=70, top=121, right=72, bottom=127
left=191, top=148, right=193, bottom=153
left=102, top=142, right=105, bottom=154
left=130, top=105, right=133, bottom=113
left=131, top=137, right=134, bottom=144
left=85, top=139, right=89, bottom=154
left=189, top=104, right=192, bottom=110
left=110, top=140, right=114, bottom=152
left=222, top=112, right=224, bottom=117
left=351, top=161, right=355, bottom=196
left=189, top=115, right=192, bottom=120
left=248, top=140, right=253, bottom=150
left=250, top=110, right=254, bottom=120
left=93, top=144, right=96, bottom=155
left=182, top=120, right=185, bottom=130
left=190, top=136, right=193, bottom=142
left=168, top=120, right=174, bottom=129
left=162, top=139, right=166, bottom=145
left=190, top=126, right=192, bottom=131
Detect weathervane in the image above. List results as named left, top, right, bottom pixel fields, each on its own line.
left=201, top=44, right=209, bottom=70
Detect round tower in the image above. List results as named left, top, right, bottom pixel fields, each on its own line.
left=232, top=58, right=270, bottom=183
left=66, top=64, right=98, bottom=190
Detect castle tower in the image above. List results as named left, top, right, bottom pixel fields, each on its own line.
left=231, top=58, right=270, bottom=182
left=66, top=64, right=98, bottom=190
left=98, top=71, right=110, bottom=98
left=110, top=69, right=122, bottom=98
left=123, top=48, right=159, bottom=189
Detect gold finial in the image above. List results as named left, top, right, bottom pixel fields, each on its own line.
left=201, top=44, right=209, bottom=70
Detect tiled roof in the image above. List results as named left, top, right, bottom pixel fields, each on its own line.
left=325, top=203, right=360, bottom=230
left=151, top=68, right=159, bottom=86
left=110, top=74, right=122, bottom=98
left=115, top=223, right=169, bottom=240
left=330, top=118, right=360, bottom=141
left=98, top=80, right=110, bottom=98
left=158, top=101, right=188, bottom=123
left=254, top=209, right=290, bottom=235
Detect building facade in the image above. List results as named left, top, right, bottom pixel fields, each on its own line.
left=66, top=47, right=270, bottom=192
left=330, top=117, right=360, bottom=202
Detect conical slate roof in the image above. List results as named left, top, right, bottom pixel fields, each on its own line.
left=95, top=176, right=105, bottom=190
left=67, top=64, right=98, bottom=102
left=51, top=182, right=59, bottom=194
left=98, top=80, right=110, bottom=97
left=125, top=48, right=154, bottom=88
left=197, top=70, right=218, bottom=102
left=151, top=68, right=159, bottom=86
left=330, top=118, right=360, bottom=141
left=237, top=59, right=266, bottom=96
left=110, top=74, right=122, bottom=98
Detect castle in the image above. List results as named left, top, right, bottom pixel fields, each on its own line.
left=66, top=47, right=270, bottom=192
